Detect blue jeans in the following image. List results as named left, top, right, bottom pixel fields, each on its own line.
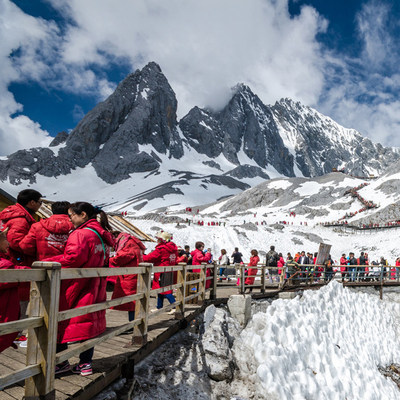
left=128, top=311, right=135, bottom=321
left=349, top=267, right=356, bottom=282
left=157, top=293, right=176, bottom=309
left=219, top=267, right=226, bottom=277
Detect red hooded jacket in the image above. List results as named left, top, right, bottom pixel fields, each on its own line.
left=46, top=219, right=115, bottom=344
left=191, top=249, right=212, bottom=288
left=0, top=203, right=36, bottom=300
left=110, top=233, right=146, bottom=311
left=19, top=214, right=74, bottom=260
left=0, top=203, right=36, bottom=264
left=340, top=257, right=348, bottom=273
left=244, top=255, right=260, bottom=286
left=0, top=254, right=28, bottom=353
left=143, top=240, right=178, bottom=295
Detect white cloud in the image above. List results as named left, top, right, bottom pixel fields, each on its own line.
left=2, top=0, right=400, bottom=158
left=317, top=0, right=400, bottom=146
left=48, top=0, right=328, bottom=116
left=0, top=0, right=55, bottom=155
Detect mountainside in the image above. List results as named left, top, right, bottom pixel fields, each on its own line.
left=0, top=62, right=398, bottom=211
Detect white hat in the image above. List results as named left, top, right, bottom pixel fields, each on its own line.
left=155, top=231, right=172, bottom=241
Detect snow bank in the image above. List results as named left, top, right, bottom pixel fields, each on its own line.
left=238, top=281, right=400, bottom=399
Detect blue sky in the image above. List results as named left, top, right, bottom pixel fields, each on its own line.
left=1, top=0, right=400, bottom=155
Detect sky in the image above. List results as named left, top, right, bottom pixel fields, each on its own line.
left=2, top=0, right=400, bottom=156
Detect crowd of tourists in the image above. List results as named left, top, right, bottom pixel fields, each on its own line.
left=0, top=189, right=398, bottom=379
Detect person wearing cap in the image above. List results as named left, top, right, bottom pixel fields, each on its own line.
left=143, top=231, right=178, bottom=310
left=0, top=228, right=29, bottom=353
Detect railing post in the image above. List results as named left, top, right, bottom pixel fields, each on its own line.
left=199, top=263, right=206, bottom=305
left=210, top=262, right=218, bottom=300
left=25, top=261, right=61, bottom=400
left=261, top=265, right=266, bottom=293
left=133, top=263, right=152, bottom=346
left=175, top=263, right=187, bottom=319
left=240, top=265, right=245, bottom=294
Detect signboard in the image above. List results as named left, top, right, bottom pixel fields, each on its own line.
left=315, top=243, right=332, bottom=265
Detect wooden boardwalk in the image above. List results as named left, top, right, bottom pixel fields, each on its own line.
left=0, top=286, right=243, bottom=400
left=1, top=266, right=399, bottom=400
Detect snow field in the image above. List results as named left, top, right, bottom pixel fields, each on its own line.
left=238, top=281, right=400, bottom=399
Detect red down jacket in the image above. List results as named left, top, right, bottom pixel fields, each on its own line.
left=0, top=254, right=27, bottom=353
left=110, top=233, right=146, bottom=311
left=46, top=219, right=115, bottom=344
left=244, top=255, right=260, bottom=286
left=191, top=249, right=212, bottom=288
left=143, top=241, right=178, bottom=295
left=0, top=203, right=36, bottom=300
left=19, top=214, right=74, bottom=260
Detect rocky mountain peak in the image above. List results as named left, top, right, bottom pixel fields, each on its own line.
left=0, top=62, right=399, bottom=208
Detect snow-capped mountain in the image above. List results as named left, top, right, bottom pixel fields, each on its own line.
left=0, top=62, right=398, bottom=211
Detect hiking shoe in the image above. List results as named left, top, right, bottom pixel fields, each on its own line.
left=55, top=360, right=71, bottom=375
left=14, top=334, right=27, bottom=347
left=72, top=363, right=93, bottom=376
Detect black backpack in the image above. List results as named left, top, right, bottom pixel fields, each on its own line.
left=268, top=253, right=278, bottom=265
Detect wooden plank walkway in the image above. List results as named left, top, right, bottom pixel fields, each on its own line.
left=2, top=277, right=397, bottom=400
left=0, top=286, right=242, bottom=400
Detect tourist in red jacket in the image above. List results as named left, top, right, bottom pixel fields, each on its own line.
left=143, top=231, right=178, bottom=310
left=110, top=232, right=146, bottom=322
left=0, top=228, right=28, bottom=353
left=0, top=189, right=42, bottom=302
left=244, top=249, right=260, bottom=291
left=191, top=241, right=212, bottom=288
left=19, top=201, right=73, bottom=260
left=277, top=252, right=285, bottom=276
left=47, top=202, right=114, bottom=377
left=340, top=253, right=348, bottom=282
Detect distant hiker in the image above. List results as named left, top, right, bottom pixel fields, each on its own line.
left=324, top=255, right=334, bottom=282
left=48, top=202, right=115, bottom=377
left=340, top=253, right=348, bottom=282
left=286, top=256, right=300, bottom=285
left=358, top=251, right=367, bottom=281
left=184, top=245, right=193, bottom=266
left=231, top=247, right=243, bottom=264
left=277, top=252, right=285, bottom=281
left=348, top=252, right=358, bottom=282
left=244, top=249, right=260, bottom=292
left=218, top=249, right=230, bottom=282
left=20, top=201, right=73, bottom=260
left=110, top=231, right=146, bottom=326
left=143, top=231, right=178, bottom=311
left=266, top=245, right=279, bottom=281
left=297, top=251, right=310, bottom=281
left=191, top=241, right=212, bottom=288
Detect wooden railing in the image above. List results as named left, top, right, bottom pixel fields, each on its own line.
left=1, top=260, right=395, bottom=397
left=0, top=261, right=218, bottom=399
left=234, top=263, right=399, bottom=293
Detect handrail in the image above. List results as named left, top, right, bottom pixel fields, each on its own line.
left=0, top=269, right=47, bottom=282
left=61, top=266, right=147, bottom=280
left=0, top=260, right=219, bottom=398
